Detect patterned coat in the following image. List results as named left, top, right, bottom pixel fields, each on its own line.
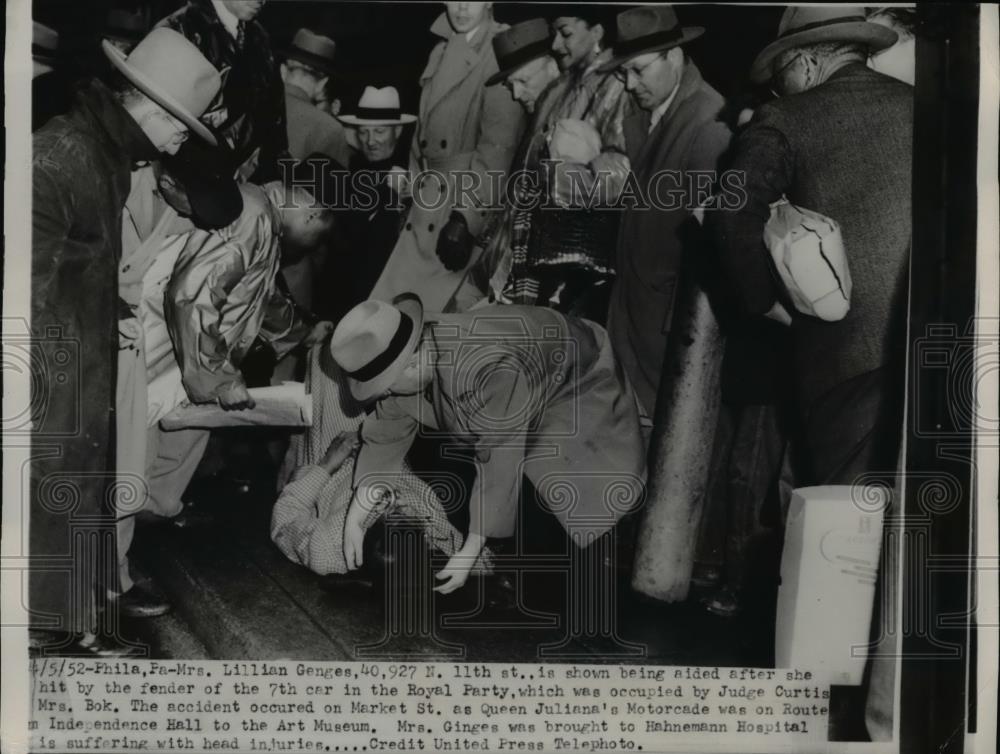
left=370, top=13, right=525, bottom=312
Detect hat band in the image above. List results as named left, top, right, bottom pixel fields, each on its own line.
left=348, top=312, right=415, bottom=383
left=778, top=15, right=867, bottom=39
left=354, top=106, right=402, bottom=120
left=613, top=27, right=685, bottom=58
left=496, top=38, right=552, bottom=75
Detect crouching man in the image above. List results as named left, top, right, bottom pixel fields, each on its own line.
left=141, top=168, right=335, bottom=519
left=330, top=295, right=647, bottom=593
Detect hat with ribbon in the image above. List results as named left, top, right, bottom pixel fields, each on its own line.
left=33, top=21, right=62, bottom=66
left=750, top=6, right=898, bottom=84
left=599, top=5, right=704, bottom=72
left=330, top=294, right=425, bottom=402
left=338, top=86, right=417, bottom=127
left=282, top=28, right=338, bottom=74
left=102, top=27, right=221, bottom=145
left=486, top=18, right=553, bottom=86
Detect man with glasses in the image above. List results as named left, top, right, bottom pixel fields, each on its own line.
left=599, top=5, right=731, bottom=426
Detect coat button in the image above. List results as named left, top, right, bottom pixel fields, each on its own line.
left=428, top=224, right=435, bottom=232
left=440, top=139, right=447, bottom=149
left=406, top=222, right=412, bottom=230
left=420, top=139, right=427, bottom=148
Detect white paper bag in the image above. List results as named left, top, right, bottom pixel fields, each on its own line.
left=764, top=199, right=852, bottom=321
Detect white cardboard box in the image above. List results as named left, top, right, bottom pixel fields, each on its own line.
left=775, top=485, right=887, bottom=685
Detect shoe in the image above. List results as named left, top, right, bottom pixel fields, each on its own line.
left=701, top=586, right=742, bottom=618
left=170, top=501, right=215, bottom=529
left=690, top=563, right=723, bottom=589
left=112, top=580, right=172, bottom=619
left=30, top=630, right=145, bottom=657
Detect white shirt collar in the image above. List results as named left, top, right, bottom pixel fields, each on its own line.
left=648, top=79, right=682, bottom=134
left=211, top=0, right=240, bottom=37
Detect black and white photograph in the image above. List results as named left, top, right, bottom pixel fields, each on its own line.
left=2, top=2, right=997, bottom=753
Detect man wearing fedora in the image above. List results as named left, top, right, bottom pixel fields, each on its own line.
left=329, top=295, right=646, bottom=595
left=709, top=7, right=910, bottom=741
left=280, top=28, right=351, bottom=167
left=159, top=0, right=289, bottom=183
left=31, top=27, right=221, bottom=655
left=487, top=18, right=560, bottom=115
left=600, top=5, right=732, bottom=422
left=302, top=86, right=418, bottom=324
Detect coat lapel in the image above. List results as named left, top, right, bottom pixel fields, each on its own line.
left=632, top=63, right=705, bottom=175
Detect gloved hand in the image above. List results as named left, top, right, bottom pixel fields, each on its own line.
left=435, top=211, right=475, bottom=272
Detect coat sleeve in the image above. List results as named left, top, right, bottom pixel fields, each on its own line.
left=353, top=395, right=421, bottom=492
left=462, top=348, right=533, bottom=538
left=31, top=158, right=73, bottom=313
left=270, top=464, right=348, bottom=575
left=707, top=104, right=790, bottom=315
left=456, top=71, right=526, bottom=238
left=257, top=275, right=316, bottom=361
left=165, top=231, right=248, bottom=402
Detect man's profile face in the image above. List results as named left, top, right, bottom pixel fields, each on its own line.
left=282, top=188, right=333, bottom=261
left=138, top=104, right=190, bottom=155
left=505, top=57, right=555, bottom=113
left=221, top=0, right=266, bottom=21
left=357, top=125, right=402, bottom=164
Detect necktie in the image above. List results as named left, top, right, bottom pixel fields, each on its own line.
left=235, top=22, right=246, bottom=51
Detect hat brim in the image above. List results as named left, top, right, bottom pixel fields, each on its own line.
left=749, top=22, right=898, bottom=84
left=346, top=294, right=425, bottom=403
left=486, top=40, right=553, bottom=86
left=102, top=39, right=217, bottom=145
left=281, top=48, right=337, bottom=74
left=598, top=26, right=705, bottom=73
left=338, top=113, right=417, bottom=127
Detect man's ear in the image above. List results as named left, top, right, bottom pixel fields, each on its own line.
left=392, top=125, right=403, bottom=140
left=317, top=75, right=330, bottom=93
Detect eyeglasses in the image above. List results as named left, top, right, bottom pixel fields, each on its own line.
left=769, top=53, right=802, bottom=97
left=615, top=55, right=665, bottom=84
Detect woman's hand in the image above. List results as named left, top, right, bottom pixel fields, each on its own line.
left=320, top=430, right=360, bottom=475
left=434, top=532, right=485, bottom=594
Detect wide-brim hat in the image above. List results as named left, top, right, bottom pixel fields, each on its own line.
left=598, top=5, right=704, bottom=73
left=166, top=138, right=244, bottom=229
left=331, top=294, right=425, bottom=403
left=338, top=86, right=417, bottom=127
left=486, top=18, right=553, bottom=86
left=281, top=27, right=338, bottom=74
left=750, top=6, right=898, bottom=84
left=33, top=21, right=63, bottom=66
left=102, top=27, right=220, bottom=145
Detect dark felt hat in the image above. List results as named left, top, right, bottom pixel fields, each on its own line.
left=486, top=18, right=553, bottom=86
left=598, top=5, right=704, bottom=73
left=281, top=28, right=338, bottom=74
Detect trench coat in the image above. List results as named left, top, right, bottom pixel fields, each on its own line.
left=370, top=13, right=525, bottom=312
left=31, top=79, right=159, bottom=632
left=354, top=306, right=646, bottom=542
left=605, top=63, right=731, bottom=417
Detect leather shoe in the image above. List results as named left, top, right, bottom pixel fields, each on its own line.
left=113, top=580, right=172, bottom=619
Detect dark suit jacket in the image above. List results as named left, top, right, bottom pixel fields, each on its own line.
left=606, top=62, right=731, bottom=416
left=710, top=63, right=912, bottom=413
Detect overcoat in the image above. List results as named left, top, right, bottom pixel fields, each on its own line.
left=354, top=306, right=646, bottom=541
left=605, top=62, right=731, bottom=417
left=31, top=79, right=159, bottom=631
left=370, top=13, right=525, bottom=312
left=284, top=83, right=351, bottom=167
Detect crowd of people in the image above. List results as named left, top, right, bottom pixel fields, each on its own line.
left=30, top=3, right=916, bottom=734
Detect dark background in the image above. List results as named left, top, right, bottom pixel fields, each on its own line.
left=34, top=0, right=783, bottom=112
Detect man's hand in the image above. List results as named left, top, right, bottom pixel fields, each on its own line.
left=343, top=490, right=370, bottom=570
left=217, top=381, right=255, bottom=411
left=320, top=430, right=361, bottom=475
left=434, top=532, right=485, bottom=594
left=303, top=320, right=335, bottom=348
left=385, top=166, right=411, bottom=200
left=435, top=211, right=475, bottom=272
